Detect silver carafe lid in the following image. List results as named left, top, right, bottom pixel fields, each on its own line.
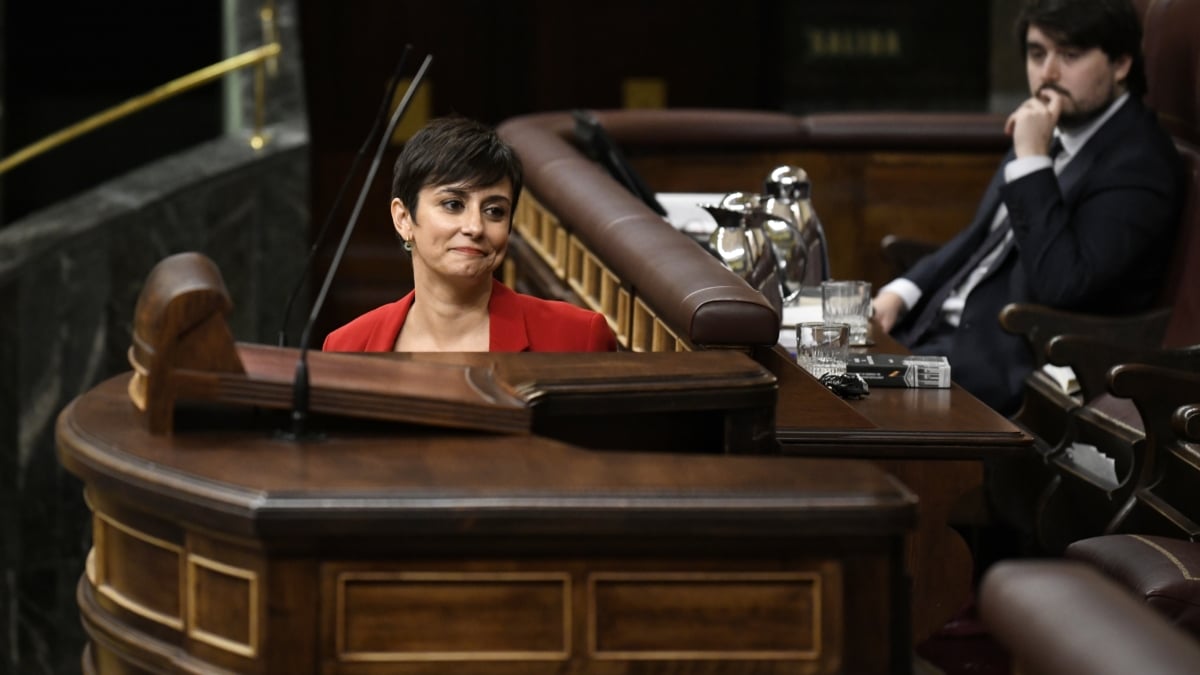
left=763, top=165, right=811, bottom=201
left=718, top=191, right=761, bottom=212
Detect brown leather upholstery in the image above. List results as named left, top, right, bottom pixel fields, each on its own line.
left=1122, top=0, right=1200, bottom=346
left=1067, top=535, right=1200, bottom=639
left=980, top=560, right=1200, bottom=675
left=1140, top=0, right=1200, bottom=146
left=1032, top=354, right=1200, bottom=553
left=1161, top=145, right=1200, bottom=347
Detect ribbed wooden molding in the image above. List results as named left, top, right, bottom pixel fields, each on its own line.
left=515, top=194, right=688, bottom=352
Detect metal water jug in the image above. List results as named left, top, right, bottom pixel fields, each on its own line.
left=760, top=165, right=830, bottom=287
left=703, top=201, right=784, bottom=314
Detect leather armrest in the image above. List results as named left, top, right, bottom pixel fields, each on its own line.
left=999, top=303, right=1171, bottom=368
left=980, top=559, right=1200, bottom=675
left=1067, top=535, right=1200, bottom=640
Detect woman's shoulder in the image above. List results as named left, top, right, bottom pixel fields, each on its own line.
left=499, top=282, right=600, bottom=322
left=322, top=294, right=414, bottom=352
left=492, top=282, right=616, bottom=352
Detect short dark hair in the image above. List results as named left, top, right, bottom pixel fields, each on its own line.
left=391, top=116, right=524, bottom=220
left=1016, top=0, right=1146, bottom=97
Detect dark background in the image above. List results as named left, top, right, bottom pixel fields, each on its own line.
left=0, top=0, right=990, bottom=225
left=1, top=2, right=223, bottom=224
left=0, top=1, right=994, bottom=341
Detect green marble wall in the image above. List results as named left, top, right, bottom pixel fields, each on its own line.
left=0, top=1, right=308, bottom=672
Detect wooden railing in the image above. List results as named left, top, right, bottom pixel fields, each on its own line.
left=510, top=194, right=687, bottom=352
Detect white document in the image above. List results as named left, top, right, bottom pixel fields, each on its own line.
left=1065, top=441, right=1119, bottom=489
left=1042, top=363, right=1081, bottom=395
left=657, top=192, right=725, bottom=236
left=777, top=298, right=823, bottom=353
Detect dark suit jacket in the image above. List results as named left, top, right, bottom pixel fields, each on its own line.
left=323, top=279, right=617, bottom=352
left=893, top=97, right=1184, bottom=414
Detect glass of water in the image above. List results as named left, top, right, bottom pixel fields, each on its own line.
left=795, top=321, right=850, bottom=378
left=821, top=280, right=872, bottom=346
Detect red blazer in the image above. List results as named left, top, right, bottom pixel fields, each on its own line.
left=322, top=279, right=617, bottom=352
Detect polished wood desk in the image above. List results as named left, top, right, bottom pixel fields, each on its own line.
left=59, top=372, right=915, bottom=675
left=760, top=332, right=1030, bottom=643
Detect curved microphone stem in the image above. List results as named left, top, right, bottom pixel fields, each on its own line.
left=285, top=54, right=433, bottom=441
left=278, top=44, right=412, bottom=347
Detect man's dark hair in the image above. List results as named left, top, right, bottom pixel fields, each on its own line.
left=1016, top=0, right=1146, bottom=97
left=391, top=116, right=523, bottom=222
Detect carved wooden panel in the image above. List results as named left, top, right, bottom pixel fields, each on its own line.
left=334, top=571, right=571, bottom=662
left=321, top=559, right=847, bottom=674
left=92, top=511, right=184, bottom=631
left=187, top=554, right=259, bottom=658
left=588, top=571, right=829, bottom=660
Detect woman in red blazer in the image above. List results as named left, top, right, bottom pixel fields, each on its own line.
left=323, top=117, right=616, bottom=353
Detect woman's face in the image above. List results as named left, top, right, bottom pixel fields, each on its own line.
left=392, top=179, right=513, bottom=286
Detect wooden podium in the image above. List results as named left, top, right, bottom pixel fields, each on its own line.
left=58, top=254, right=918, bottom=674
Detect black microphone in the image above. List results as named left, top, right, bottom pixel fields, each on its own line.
left=277, top=44, right=413, bottom=347
left=571, top=109, right=667, bottom=216
left=281, top=53, right=433, bottom=440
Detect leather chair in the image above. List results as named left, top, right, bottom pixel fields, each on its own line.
left=1056, top=365, right=1200, bottom=640
left=980, top=559, right=1200, bottom=675
left=984, top=359, right=1200, bottom=665
left=1102, top=364, right=1200, bottom=538
left=1066, top=535, right=1200, bottom=640
left=1034, top=351, right=1200, bottom=552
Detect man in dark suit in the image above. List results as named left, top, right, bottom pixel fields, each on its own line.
left=872, top=0, right=1184, bottom=416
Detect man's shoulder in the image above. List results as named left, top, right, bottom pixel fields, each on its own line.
left=1083, top=98, right=1182, bottom=181
left=1100, top=97, right=1177, bottom=154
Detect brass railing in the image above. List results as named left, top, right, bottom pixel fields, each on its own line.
left=0, top=4, right=282, bottom=176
